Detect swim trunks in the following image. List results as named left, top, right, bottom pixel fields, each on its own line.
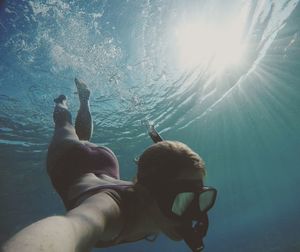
left=47, top=143, right=133, bottom=210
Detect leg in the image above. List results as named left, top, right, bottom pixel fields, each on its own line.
left=74, top=78, right=93, bottom=141
left=48, top=95, right=81, bottom=170
left=51, top=94, right=79, bottom=144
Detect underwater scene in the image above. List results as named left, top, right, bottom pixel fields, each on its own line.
left=0, top=0, right=300, bottom=251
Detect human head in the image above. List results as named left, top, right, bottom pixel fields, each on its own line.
left=136, top=141, right=215, bottom=251
left=137, top=141, right=206, bottom=186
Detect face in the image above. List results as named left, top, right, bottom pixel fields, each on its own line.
left=153, top=168, right=204, bottom=241
left=153, top=201, right=184, bottom=240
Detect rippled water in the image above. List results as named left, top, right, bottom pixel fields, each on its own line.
left=1, top=0, right=300, bottom=251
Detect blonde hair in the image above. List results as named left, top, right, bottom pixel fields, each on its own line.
left=137, top=141, right=206, bottom=185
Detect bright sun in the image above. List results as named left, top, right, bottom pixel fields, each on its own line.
left=174, top=16, right=247, bottom=71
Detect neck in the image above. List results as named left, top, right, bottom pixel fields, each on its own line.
left=116, top=184, right=161, bottom=242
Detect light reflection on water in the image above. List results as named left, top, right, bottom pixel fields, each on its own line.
left=0, top=0, right=298, bottom=143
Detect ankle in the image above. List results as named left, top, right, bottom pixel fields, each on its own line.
left=79, top=99, right=89, bottom=109
left=79, top=90, right=90, bottom=103
left=53, top=106, right=72, bottom=126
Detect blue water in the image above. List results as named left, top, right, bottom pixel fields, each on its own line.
left=1, top=0, right=300, bottom=251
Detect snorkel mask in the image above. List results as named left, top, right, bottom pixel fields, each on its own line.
left=143, top=121, right=217, bottom=252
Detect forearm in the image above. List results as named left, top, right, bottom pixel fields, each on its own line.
left=2, top=192, right=123, bottom=252
left=2, top=216, right=84, bottom=252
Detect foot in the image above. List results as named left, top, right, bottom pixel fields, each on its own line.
left=53, top=95, right=72, bottom=125
left=54, top=94, right=68, bottom=109
left=75, top=78, right=90, bottom=102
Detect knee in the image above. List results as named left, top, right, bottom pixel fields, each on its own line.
left=47, top=134, right=80, bottom=170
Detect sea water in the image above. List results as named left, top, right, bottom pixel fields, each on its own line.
left=0, top=1, right=299, bottom=251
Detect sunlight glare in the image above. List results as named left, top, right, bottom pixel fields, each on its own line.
left=175, top=15, right=247, bottom=71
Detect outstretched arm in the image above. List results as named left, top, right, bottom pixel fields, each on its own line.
left=2, top=192, right=123, bottom=252
left=2, top=216, right=82, bottom=252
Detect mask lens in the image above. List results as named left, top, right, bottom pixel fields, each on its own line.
left=198, top=189, right=216, bottom=212
left=171, top=192, right=194, bottom=216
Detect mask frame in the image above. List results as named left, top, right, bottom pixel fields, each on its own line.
left=144, top=179, right=217, bottom=221
left=142, top=179, right=217, bottom=252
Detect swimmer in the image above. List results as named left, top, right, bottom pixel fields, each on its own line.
left=2, top=78, right=217, bottom=252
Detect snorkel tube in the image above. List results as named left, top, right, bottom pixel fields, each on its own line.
left=143, top=121, right=211, bottom=252
left=144, top=120, right=164, bottom=142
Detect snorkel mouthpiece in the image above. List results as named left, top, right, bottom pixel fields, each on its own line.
left=179, top=214, right=208, bottom=252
